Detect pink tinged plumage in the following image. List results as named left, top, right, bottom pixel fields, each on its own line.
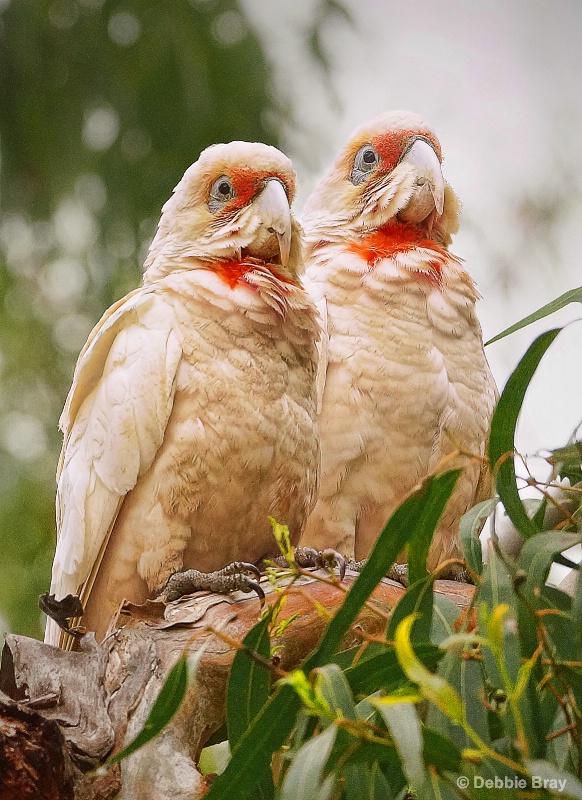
left=45, top=142, right=320, bottom=648
left=301, top=110, right=497, bottom=573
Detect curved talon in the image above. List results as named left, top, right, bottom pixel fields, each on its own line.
left=239, top=562, right=262, bottom=580
left=246, top=579, right=266, bottom=605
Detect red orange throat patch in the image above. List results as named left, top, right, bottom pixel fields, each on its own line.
left=210, top=257, right=298, bottom=289
left=347, top=221, right=448, bottom=287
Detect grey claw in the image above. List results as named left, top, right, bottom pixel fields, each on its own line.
left=246, top=580, right=266, bottom=605
left=240, top=562, right=262, bottom=580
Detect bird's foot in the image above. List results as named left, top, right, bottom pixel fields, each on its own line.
left=39, top=592, right=86, bottom=637
left=387, top=563, right=409, bottom=587
left=341, top=558, right=409, bottom=587
left=157, top=562, right=265, bottom=604
left=273, top=546, right=346, bottom=581
left=437, top=566, right=473, bottom=583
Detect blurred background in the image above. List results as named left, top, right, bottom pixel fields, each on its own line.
left=0, top=0, right=580, bottom=640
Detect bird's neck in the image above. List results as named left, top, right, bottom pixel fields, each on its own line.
left=347, top=219, right=449, bottom=268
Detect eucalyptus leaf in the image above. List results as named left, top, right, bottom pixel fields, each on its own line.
left=518, top=531, right=581, bottom=596
left=314, top=663, right=357, bottom=721
left=279, top=724, right=337, bottom=800
left=488, top=329, right=561, bottom=538
left=460, top=498, right=496, bottom=576
left=206, top=685, right=300, bottom=800
left=485, top=286, right=582, bottom=345
left=374, top=701, right=433, bottom=798
left=227, top=612, right=272, bottom=749
left=386, top=576, right=435, bottom=643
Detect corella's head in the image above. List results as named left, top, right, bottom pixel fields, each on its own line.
left=145, top=141, right=302, bottom=281
left=304, top=110, right=460, bottom=243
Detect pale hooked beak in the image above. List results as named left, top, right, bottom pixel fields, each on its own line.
left=398, top=138, right=445, bottom=222
left=250, top=178, right=292, bottom=266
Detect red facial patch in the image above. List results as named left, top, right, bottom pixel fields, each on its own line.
left=221, top=169, right=292, bottom=213
left=347, top=220, right=447, bottom=287
left=209, top=256, right=299, bottom=289
left=371, top=129, right=441, bottom=174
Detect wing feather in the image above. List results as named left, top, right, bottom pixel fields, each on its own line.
left=46, top=288, right=182, bottom=646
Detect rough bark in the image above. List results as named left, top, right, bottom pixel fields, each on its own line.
left=0, top=571, right=474, bottom=799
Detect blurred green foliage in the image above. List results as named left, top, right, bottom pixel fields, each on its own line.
left=0, top=0, right=279, bottom=639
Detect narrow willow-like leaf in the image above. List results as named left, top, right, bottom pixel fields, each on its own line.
left=227, top=612, right=272, bottom=749
left=518, top=531, right=581, bottom=596
left=314, top=663, right=357, bottom=721
left=343, top=763, right=394, bottom=800
left=407, top=474, right=459, bottom=586
left=279, top=724, right=337, bottom=800
left=488, top=329, right=561, bottom=538
left=344, top=643, right=442, bottom=698
left=386, top=576, right=434, bottom=643
left=375, top=701, right=434, bottom=798
left=206, top=684, right=300, bottom=800
left=459, top=498, right=497, bottom=575
left=426, top=648, right=490, bottom=751
left=485, top=286, right=582, bottom=345
left=109, top=652, right=188, bottom=764
left=309, top=471, right=459, bottom=667
left=394, top=615, right=464, bottom=727
left=421, top=727, right=462, bottom=773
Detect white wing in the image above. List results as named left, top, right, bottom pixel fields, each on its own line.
left=45, top=287, right=182, bottom=645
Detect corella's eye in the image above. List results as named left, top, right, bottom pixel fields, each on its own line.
left=350, top=144, right=380, bottom=185
left=209, top=175, right=236, bottom=212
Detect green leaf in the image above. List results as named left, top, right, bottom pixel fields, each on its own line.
left=421, top=727, right=462, bottom=773
left=408, top=475, right=459, bottom=585
left=518, top=531, right=581, bottom=596
left=551, top=442, right=582, bottom=485
left=478, top=539, right=516, bottom=611
left=279, top=724, right=337, bottom=800
left=226, top=613, right=274, bottom=799
left=314, top=663, right=357, bottom=721
left=431, top=593, right=466, bottom=647
left=485, top=286, right=582, bottom=345
left=109, top=652, right=189, bottom=764
left=394, top=614, right=465, bottom=727
left=206, top=684, right=300, bottom=800
left=374, top=701, right=433, bottom=798
left=386, top=576, right=435, bottom=643
left=344, top=643, right=442, bottom=698
left=309, top=471, right=460, bottom=667
left=460, top=499, right=497, bottom=576
left=426, top=645, right=490, bottom=750
left=343, top=763, right=394, bottom=800
left=227, top=613, right=272, bottom=749
left=488, top=329, right=561, bottom=538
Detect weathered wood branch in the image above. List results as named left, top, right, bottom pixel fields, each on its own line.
left=0, top=572, right=474, bottom=799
